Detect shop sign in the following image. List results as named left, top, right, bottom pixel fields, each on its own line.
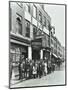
left=32, top=42, right=41, bottom=46
left=31, top=40, right=42, bottom=49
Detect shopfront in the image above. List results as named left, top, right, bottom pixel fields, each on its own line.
left=31, top=35, right=50, bottom=61
left=10, top=43, right=28, bottom=62
left=10, top=43, right=28, bottom=79
left=31, top=38, right=42, bottom=60
left=10, top=34, right=31, bottom=79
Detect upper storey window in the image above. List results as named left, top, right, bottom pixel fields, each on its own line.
left=26, top=4, right=30, bottom=13
left=16, top=14, right=22, bottom=35
left=33, top=5, right=37, bottom=18
left=39, top=11, right=42, bottom=23
left=25, top=20, right=30, bottom=38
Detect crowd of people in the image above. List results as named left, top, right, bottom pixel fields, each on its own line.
left=10, top=54, right=63, bottom=81
left=18, top=56, right=55, bottom=80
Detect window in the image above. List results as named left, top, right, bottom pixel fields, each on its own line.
left=41, top=5, right=44, bottom=10
left=33, top=5, right=37, bottom=18
left=33, top=26, right=37, bottom=38
left=36, top=29, right=42, bottom=36
left=10, top=46, right=20, bottom=62
left=26, top=4, right=30, bottom=13
left=16, top=14, right=22, bottom=35
left=48, top=35, right=50, bottom=46
left=44, top=17, right=46, bottom=27
left=39, top=11, right=42, bottom=23
left=51, top=39, right=53, bottom=44
left=48, top=20, right=51, bottom=30
left=51, top=47, right=53, bottom=53
left=25, top=20, right=30, bottom=38
left=46, top=35, right=49, bottom=47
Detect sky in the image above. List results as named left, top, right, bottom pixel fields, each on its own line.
left=44, top=4, right=65, bottom=47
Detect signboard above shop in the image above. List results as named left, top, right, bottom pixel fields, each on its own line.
left=31, top=39, right=42, bottom=50
left=31, top=41, right=41, bottom=46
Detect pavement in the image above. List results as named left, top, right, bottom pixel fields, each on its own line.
left=10, top=62, right=65, bottom=88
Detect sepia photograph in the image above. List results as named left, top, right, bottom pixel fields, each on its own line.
left=9, top=1, right=66, bottom=88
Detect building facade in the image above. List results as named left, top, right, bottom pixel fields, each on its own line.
left=10, top=2, right=51, bottom=77
left=9, top=2, right=65, bottom=77
left=10, top=2, right=51, bottom=61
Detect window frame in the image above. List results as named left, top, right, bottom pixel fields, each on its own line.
left=44, top=16, right=46, bottom=27
left=16, top=13, right=22, bottom=35
left=25, top=20, right=30, bottom=38
left=33, top=5, right=37, bottom=19
left=39, top=11, right=42, bottom=23
left=26, top=4, right=31, bottom=13
left=33, top=25, right=37, bottom=38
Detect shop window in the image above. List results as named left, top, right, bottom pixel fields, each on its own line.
left=15, top=48, right=20, bottom=62
left=25, top=20, right=30, bottom=38
left=16, top=14, right=22, bottom=35
left=33, top=5, right=37, bottom=18
left=10, top=49, right=16, bottom=62
left=10, top=47, right=20, bottom=62
left=39, top=11, right=42, bottom=23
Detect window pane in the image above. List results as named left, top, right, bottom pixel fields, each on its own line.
left=26, top=4, right=30, bottom=13
left=15, top=47, right=20, bottom=62
left=33, top=5, right=37, bottom=18
left=16, top=14, right=22, bottom=35
left=18, top=22, right=22, bottom=34
left=10, top=48, right=16, bottom=62
left=33, top=26, right=37, bottom=38
left=36, top=29, right=42, bottom=36
left=48, top=20, right=51, bottom=30
left=25, top=20, right=30, bottom=37
left=39, top=12, right=42, bottom=23
left=44, top=17, right=46, bottom=27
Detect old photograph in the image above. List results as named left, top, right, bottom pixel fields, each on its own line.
left=9, top=1, right=66, bottom=88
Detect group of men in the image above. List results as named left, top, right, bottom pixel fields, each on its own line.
left=18, top=56, right=50, bottom=80
left=10, top=55, right=55, bottom=80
